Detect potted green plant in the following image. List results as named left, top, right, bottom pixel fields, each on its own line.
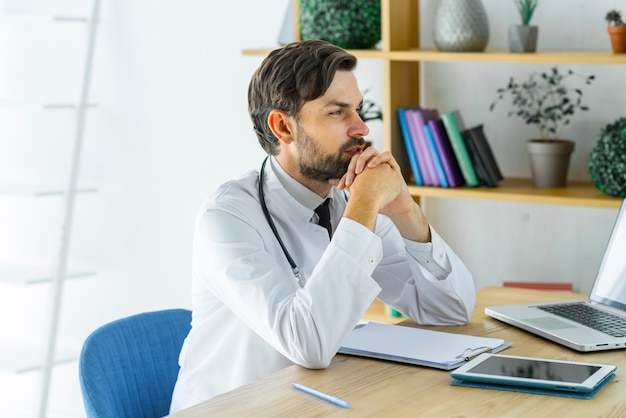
left=358, top=90, right=383, bottom=123
left=490, top=66, right=596, bottom=187
left=299, top=0, right=381, bottom=49
left=509, top=0, right=539, bottom=53
left=606, top=10, right=626, bottom=53
left=588, top=117, right=626, bottom=197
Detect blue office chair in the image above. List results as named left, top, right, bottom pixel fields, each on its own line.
left=78, top=308, right=192, bottom=418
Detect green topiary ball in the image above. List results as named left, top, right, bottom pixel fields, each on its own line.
left=588, top=117, right=626, bottom=198
left=299, top=0, right=381, bottom=49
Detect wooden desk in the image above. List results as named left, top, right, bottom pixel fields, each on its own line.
left=170, top=287, right=626, bottom=417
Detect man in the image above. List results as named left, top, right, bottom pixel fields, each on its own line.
left=169, top=40, right=475, bottom=413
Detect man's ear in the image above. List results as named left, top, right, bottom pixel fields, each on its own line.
left=267, top=110, right=295, bottom=145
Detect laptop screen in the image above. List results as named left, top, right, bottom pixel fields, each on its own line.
left=590, top=199, right=626, bottom=311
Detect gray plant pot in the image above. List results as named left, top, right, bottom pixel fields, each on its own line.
left=509, top=25, right=538, bottom=53
left=527, top=139, right=575, bottom=188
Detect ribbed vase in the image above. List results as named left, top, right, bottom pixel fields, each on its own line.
left=434, top=0, right=489, bottom=52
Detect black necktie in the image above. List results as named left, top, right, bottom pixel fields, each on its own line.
left=314, top=198, right=332, bottom=240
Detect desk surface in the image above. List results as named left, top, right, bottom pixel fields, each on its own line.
left=170, top=287, right=626, bottom=417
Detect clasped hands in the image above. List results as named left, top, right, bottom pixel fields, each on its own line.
left=331, top=146, right=430, bottom=242
left=332, top=146, right=409, bottom=215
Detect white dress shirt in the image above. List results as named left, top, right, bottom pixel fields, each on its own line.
left=169, top=157, right=475, bottom=413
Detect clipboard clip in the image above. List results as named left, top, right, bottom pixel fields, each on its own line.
left=456, top=346, right=492, bottom=362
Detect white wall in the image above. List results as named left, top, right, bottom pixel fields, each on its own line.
left=0, top=0, right=622, bottom=416
left=0, top=1, right=285, bottom=416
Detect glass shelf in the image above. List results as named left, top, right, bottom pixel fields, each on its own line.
left=0, top=183, right=97, bottom=197
left=0, top=14, right=87, bottom=24
left=0, top=100, right=98, bottom=110
left=0, top=263, right=96, bottom=285
left=0, top=341, right=77, bottom=374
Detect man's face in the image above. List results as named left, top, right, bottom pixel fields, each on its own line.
left=293, top=71, right=369, bottom=182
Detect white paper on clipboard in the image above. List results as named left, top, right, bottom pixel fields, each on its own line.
left=338, top=322, right=512, bottom=370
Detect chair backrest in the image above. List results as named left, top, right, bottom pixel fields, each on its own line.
left=79, top=308, right=192, bottom=418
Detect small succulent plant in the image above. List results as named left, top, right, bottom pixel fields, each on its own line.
left=514, top=0, right=538, bottom=26
left=605, top=10, right=624, bottom=26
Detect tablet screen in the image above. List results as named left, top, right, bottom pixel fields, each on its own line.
left=466, top=355, right=601, bottom=383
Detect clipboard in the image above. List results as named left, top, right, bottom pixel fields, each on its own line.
left=338, top=322, right=512, bottom=370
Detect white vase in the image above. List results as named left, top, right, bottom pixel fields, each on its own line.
left=434, top=0, right=489, bottom=52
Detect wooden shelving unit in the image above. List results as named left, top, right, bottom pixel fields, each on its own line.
left=381, top=0, right=623, bottom=208
left=244, top=0, right=623, bottom=209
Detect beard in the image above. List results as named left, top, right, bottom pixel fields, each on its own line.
left=295, top=126, right=366, bottom=182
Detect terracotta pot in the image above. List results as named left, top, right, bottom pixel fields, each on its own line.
left=526, top=139, right=575, bottom=188
left=607, top=25, right=626, bottom=53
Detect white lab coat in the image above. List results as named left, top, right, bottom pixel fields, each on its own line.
left=169, top=158, right=475, bottom=413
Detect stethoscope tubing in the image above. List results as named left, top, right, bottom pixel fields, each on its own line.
left=258, top=156, right=304, bottom=286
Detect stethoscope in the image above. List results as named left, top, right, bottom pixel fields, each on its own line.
left=258, top=156, right=347, bottom=288
left=258, top=156, right=305, bottom=287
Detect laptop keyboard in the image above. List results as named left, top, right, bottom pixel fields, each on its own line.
left=538, top=303, right=626, bottom=337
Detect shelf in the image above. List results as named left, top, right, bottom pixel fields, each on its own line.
left=0, top=264, right=96, bottom=285
left=0, top=100, right=98, bottom=110
left=0, top=15, right=88, bottom=24
left=242, top=47, right=387, bottom=59
left=0, top=183, right=97, bottom=197
left=409, top=177, right=622, bottom=208
left=384, top=49, right=626, bottom=64
left=243, top=47, right=626, bottom=65
left=362, top=299, right=404, bottom=325
left=0, top=342, right=77, bottom=374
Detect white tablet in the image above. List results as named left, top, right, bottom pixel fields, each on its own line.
left=450, top=353, right=617, bottom=393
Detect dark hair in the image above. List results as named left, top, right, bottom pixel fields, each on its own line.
left=248, top=40, right=357, bottom=155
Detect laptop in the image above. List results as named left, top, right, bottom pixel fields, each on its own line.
left=485, top=198, right=626, bottom=352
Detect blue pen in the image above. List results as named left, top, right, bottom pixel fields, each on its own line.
left=292, top=382, right=350, bottom=408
